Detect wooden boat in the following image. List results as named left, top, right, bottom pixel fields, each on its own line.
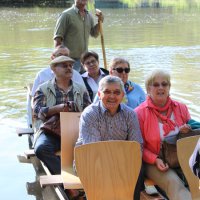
left=16, top=83, right=175, bottom=200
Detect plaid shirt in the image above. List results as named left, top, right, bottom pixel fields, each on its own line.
left=76, top=101, right=143, bottom=151
left=33, top=79, right=91, bottom=120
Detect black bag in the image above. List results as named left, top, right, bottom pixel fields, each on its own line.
left=162, top=129, right=200, bottom=168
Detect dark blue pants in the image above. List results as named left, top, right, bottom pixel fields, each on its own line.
left=34, top=132, right=61, bottom=175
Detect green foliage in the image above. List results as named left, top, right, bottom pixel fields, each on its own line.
left=119, top=0, right=200, bottom=8
left=87, top=0, right=95, bottom=11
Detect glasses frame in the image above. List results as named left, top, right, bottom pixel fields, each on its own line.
left=102, top=89, right=122, bottom=96
left=113, top=67, right=130, bottom=74
left=151, top=82, right=169, bottom=88
left=84, top=59, right=97, bottom=66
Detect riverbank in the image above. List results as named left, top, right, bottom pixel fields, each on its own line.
left=0, top=0, right=159, bottom=8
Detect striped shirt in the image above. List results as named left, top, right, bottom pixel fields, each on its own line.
left=76, top=101, right=143, bottom=150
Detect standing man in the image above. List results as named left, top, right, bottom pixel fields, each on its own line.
left=76, top=75, right=143, bottom=200
left=54, top=0, right=103, bottom=73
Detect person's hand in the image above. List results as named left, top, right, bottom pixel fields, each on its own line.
left=155, top=158, right=169, bottom=172
left=63, top=101, right=79, bottom=112
left=179, top=124, right=191, bottom=134
left=96, top=9, right=104, bottom=22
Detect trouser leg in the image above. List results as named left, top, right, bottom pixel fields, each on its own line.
left=134, top=163, right=144, bottom=200
left=144, top=163, right=192, bottom=200
left=34, top=132, right=61, bottom=175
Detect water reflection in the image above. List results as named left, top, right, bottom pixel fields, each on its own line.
left=0, top=6, right=200, bottom=200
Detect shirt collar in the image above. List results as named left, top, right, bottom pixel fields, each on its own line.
left=81, top=69, right=105, bottom=78
left=99, top=101, right=122, bottom=115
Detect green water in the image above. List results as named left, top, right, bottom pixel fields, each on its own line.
left=0, top=6, right=200, bottom=199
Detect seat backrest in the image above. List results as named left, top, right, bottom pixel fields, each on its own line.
left=75, top=141, right=142, bottom=200
left=177, top=135, right=200, bottom=200
left=60, top=112, right=81, bottom=174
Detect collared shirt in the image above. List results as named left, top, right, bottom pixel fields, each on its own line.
left=122, top=80, right=146, bottom=109
left=33, top=78, right=90, bottom=120
left=54, top=4, right=99, bottom=59
left=81, top=69, right=107, bottom=101
left=76, top=101, right=143, bottom=150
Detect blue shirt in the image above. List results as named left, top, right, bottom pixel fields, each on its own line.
left=76, top=101, right=143, bottom=150
left=124, top=81, right=146, bottom=109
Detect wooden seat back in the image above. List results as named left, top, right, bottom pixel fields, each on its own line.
left=177, top=136, right=200, bottom=200
left=60, top=112, right=81, bottom=174
left=75, top=141, right=142, bottom=200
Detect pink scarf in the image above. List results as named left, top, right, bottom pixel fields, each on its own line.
left=147, top=96, right=182, bottom=136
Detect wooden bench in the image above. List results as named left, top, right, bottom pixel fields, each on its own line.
left=177, top=135, right=200, bottom=200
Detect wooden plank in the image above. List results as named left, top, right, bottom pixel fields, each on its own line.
left=23, top=149, right=60, bottom=160
left=40, top=172, right=82, bottom=189
left=40, top=175, right=63, bottom=187
left=16, top=127, right=34, bottom=136
left=61, top=171, right=82, bottom=189
left=24, top=149, right=35, bottom=159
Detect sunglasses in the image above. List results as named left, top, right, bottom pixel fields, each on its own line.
left=113, top=67, right=130, bottom=73
left=152, top=82, right=169, bottom=87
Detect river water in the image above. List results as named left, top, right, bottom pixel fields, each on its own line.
left=0, top=6, right=200, bottom=200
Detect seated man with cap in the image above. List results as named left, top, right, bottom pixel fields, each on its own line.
left=31, top=45, right=85, bottom=97
left=33, top=55, right=91, bottom=175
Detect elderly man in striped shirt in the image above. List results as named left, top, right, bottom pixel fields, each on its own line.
left=76, top=75, right=143, bottom=200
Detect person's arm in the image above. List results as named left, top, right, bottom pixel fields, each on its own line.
left=89, top=12, right=101, bottom=38
left=53, top=12, right=68, bottom=47
left=33, top=88, right=69, bottom=121
left=128, top=110, right=143, bottom=151
left=134, top=107, right=162, bottom=165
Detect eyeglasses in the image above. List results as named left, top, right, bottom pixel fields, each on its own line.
left=56, top=63, right=73, bottom=68
left=152, top=82, right=169, bottom=88
left=84, top=59, right=97, bottom=66
left=113, top=67, right=130, bottom=74
left=102, top=89, right=122, bottom=96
